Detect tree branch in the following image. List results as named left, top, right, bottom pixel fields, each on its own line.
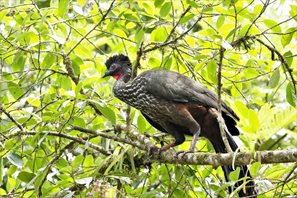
left=217, top=47, right=232, bottom=153
left=255, top=38, right=296, bottom=93
left=71, top=126, right=297, bottom=166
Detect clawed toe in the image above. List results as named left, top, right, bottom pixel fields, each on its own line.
left=174, top=150, right=194, bottom=158
left=148, top=146, right=161, bottom=156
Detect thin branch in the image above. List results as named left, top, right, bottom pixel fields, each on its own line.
left=0, top=105, right=24, bottom=131
left=4, top=130, right=111, bottom=155
left=66, top=0, right=116, bottom=56
left=256, top=38, right=296, bottom=93
left=72, top=126, right=146, bottom=151
left=217, top=47, right=232, bottom=153
left=142, top=15, right=202, bottom=54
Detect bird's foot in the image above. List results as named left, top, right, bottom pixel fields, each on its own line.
left=148, top=146, right=162, bottom=156
left=174, top=150, right=194, bottom=158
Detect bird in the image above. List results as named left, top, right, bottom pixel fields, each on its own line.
left=103, top=54, right=256, bottom=197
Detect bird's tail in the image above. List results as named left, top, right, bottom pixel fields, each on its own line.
left=212, top=131, right=256, bottom=197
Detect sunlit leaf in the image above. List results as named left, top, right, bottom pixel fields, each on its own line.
left=58, top=0, right=70, bottom=17
left=154, top=0, right=165, bottom=7
left=229, top=167, right=240, bottom=182
left=150, top=27, right=168, bottom=42
left=216, top=15, right=225, bottom=29
left=12, top=52, right=26, bottom=72
left=160, top=2, right=171, bottom=18
left=6, top=153, right=23, bottom=168
left=263, top=19, right=282, bottom=33
left=8, top=82, right=24, bottom=100
left=17, top=171, right=36, bottom=183
left=281, top=27, right=296, bottom=47
left=286, top=82, right=297, bottom=106
left=269, top=69, right=280, bottom=88
left=206, top=60, right=217, bottom=83
left=137, top=114, right=146, bottom=133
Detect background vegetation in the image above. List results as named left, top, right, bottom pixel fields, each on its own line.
left=0, top=0, right=296, bottom=197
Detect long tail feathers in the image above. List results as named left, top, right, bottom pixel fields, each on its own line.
left=212, top=131, right=257, bottom=197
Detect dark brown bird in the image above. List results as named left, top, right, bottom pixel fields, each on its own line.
left=103, top=54, right=256, bottom=197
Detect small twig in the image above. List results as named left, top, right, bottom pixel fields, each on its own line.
left=244, top=0, right=269, bottom=37
left=278, top=163, right=297, bottom=196
left=66, top=0, right=116, bottom=56
left=164, top=6, right=192, bottom=43
left=0, top=105, right=24, bottom=131
left=217, top=47, right=232, bottom=153
left=72, top=126, right=147, bottom=151
left=4, top=130, right=110, bottom=155
left=63, top=55, right=79, bottom=84
left=256, top=38, right=296, bottom=93
left=143, top=15, right=202, bottom=54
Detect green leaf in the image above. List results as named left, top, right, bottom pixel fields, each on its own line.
left=41, top=53, right=56, bottom=69
left=137, top=114, right=146, bottom=133
left=206, top=60, right=217, bottom=83
left=216, top=15, right=225, bottom=29
left=150, top=27, right=168, bottom=42
left=253, top=4, right=263, bottom=15
left=164, top=56, right=172, bottom=70
left=284, top=51, right=293, bottom=67
left=56, top=158, right=68, bottom=169
left=263, top=19, right=282, bottom=33
left=250, top=162, right=261, bottom=177
left=135, top=28, right=145, bottom=46
left=73, top=117, right=86, bottom=128
left=289, top=5, right=297, bottom=20
left=248, top=109, right=260, bottom=133
left=154, top=0, right=165, bottom=7
left=96, top=103, right=116, bottom=125
left=235, top=100, right=248, bottom=118
left=225, top=26, right=241, bottom=41
left=187, top=0, right=198, bottom=8
left=36, top=0, right=50, bottom=8
left=83, top=155, right=94, bottom=167
left=180, top=13, right=194, bottom=24
left=229, top=167, right=240, bottom=182
left=0, top=157, right=3, bottom=183
left=286, top=82, right=297, bottom=106
left=58, top=0, right=70, bottom=17
left=8, top=82, right=24, bottom=99
left=72, top=155, right=84, bottom=169
left=12, top=52, right=26, bottom=72
left=281, top=27, right=296, bottom=47
left=6, top=177, right=16, bottom=192
left=160, top=2, right=171, bottom=18
left=0, top=188, right=6, bottom=195
left=148, top=57, right=161, bottom=67
left=17, top=171, right=36, bottom=183
left=6, top=153, right=23, bottom=168
left=269, top=69, right=280, bottom=88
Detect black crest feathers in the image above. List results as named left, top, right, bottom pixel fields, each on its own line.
left=105, top=54, right=132, bottom=69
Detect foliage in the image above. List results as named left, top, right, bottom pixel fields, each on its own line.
left=0, top=0, right=296, bottom=197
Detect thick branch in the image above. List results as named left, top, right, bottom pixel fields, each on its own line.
left=153, top=149, right=297, bottom=166
left=72, top=126, right=297, bottom=166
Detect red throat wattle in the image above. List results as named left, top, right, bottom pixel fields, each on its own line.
left=113, top=72, right=124, bottom=80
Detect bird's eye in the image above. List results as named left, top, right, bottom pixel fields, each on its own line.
left=110, top=64, right=116, bottom=70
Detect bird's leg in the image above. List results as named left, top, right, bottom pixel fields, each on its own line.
left=159, top=142, right=178, bottom=152
left=148, top=123, right=186, bottom=155
left=148, top=142, right=177, bottom=156
left=175, top=124, right=201, bottom=158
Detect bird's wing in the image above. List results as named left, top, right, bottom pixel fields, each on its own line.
left=140, top=70, right=239, bottom=120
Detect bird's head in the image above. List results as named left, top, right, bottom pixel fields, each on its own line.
left=103, top=54, right=132, bottom=81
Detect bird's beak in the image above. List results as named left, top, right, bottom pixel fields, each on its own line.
left=102, top=70, right=112, bottom=78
